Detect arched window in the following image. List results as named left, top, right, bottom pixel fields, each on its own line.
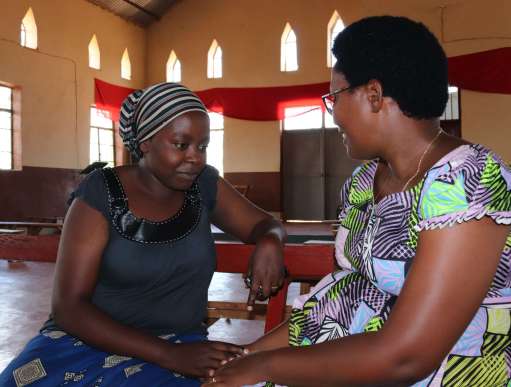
left=121, top=48, right=131, bottom=80
left=327, top=11, right=345, bottom=67
left=166, top=50, right=181, bottom=82
left=281, top=23, right=298, bottom=72
left=20, top=7, right=37, bottom=49
left=88, top=35, right=101, bottom=70
left=207, top=40, right=222, bottom=79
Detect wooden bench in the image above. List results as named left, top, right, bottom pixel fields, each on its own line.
left=0, top=228, right=25, bottom=235
left=214, top=242, right=334, bottom=331
left=0, top=235, right=334, bottom=332
left=0, top=234, right=60, bottom=262
left=0, top=221, right=63, bottom=235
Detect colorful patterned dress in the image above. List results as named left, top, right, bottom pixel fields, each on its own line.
left=288, top=144, right=511, bottom=386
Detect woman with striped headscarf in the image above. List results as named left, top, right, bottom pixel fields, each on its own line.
left=0, top=83, right=287, bottom=386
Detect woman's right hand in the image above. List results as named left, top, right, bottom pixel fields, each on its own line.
left=162, top=341, right=245, bottom=379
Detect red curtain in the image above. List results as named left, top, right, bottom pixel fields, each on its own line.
left=94, top=47, right=511, bottom=122
left=94, top=78, right=327, bottom=121
left=195, top=83, right=328, bottom=121
left=448, top=48, right=511, bottom=94
left=94, top=79, right=136, bottom=121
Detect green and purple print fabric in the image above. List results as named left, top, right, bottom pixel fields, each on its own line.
left=289, top=144, right=511, bottom=387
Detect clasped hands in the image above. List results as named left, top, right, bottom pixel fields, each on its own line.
left=201, top=345, right=267, bottom=387
left=199, top=236, right=286, bottom=386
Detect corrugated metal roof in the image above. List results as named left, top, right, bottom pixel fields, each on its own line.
left=85, top=0, right=177, bottom=27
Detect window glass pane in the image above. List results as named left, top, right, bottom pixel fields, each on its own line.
left=90, top=127, right=99, bottom=144
left=285, top=43, right=298, bottom=71
left=330, top=19, right=344, bottom=66
left=98, top=128, right=114, bottom=146
left=284, top=30, right=298, bottom=71
left=442, top=86, right=459, bottom=120
left=88, top=35, right=100, bottom=70
left=99, top=144, right=114, bottom=163
left=90, top=107, right=112, bottom=128
left=207, top=130, right=223, bottom=176
left=121, top=50, right=131, bottom=80
left=0, top=151, right=12, bottom=170
left=209, top=112, right=224, bottom=130
left=284, top=106, right=322, bottom=130
left=173, top=60, right=181, bottom=82
left=324, top=112, right=336, bottom=128
left=332, top=20, right=344, bottom=40
left=448, top=86, right=459, bottom=120
left=90, top=145, right=99, bottom=163
left=90, top=128, right=99, bottom=162
left=20, top=23, right=26, bottom=46
left=213, top=47, right=222, bottom=78
left=286, top=29, right=297, bottom=43
left=450, top=92, right=459, bottom=119
left=0, top=86, right=12, bottom=110
left=0, top=111, right=12, bottom=130
left=0, top=129, right=12, bottom=152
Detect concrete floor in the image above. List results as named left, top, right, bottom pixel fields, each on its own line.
left=0, top=260, right=300, bottom=372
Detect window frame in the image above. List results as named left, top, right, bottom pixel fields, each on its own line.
left=281, top=23, right=298, bottom=72
left=90, top=106, right=116, bottom=167
left=0, top=85, right=13, bottom=170
left=88, top=34, right=101, bottom=70
left=121, top=48, right=131, bottom=80
left=327, top=11, right=344, bottom=68
left=20, top=7, right=37, bottom=49
left=282, top=105, right=332, bottom=131
left=207, top=111, right=224, bottom=176
left=166, top=50, right=182, bottom=83
left=207, top=40, right=223, bottom=79
left=440, top=86, right=462, bottom=137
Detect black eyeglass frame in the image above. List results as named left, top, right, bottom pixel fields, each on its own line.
left=321, top=86, right=352, bottom=114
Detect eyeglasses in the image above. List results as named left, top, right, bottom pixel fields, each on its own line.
left=321, top=86, right=352, bottom=114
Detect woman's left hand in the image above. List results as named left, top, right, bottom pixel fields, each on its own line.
left=210, top=178, right=287, bottom=308
left=201, top=352, right=268, bottom=387
left=245, top=234, right=286, bottom=306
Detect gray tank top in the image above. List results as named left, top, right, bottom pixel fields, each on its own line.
left=43, top=165, right=219, bottom=336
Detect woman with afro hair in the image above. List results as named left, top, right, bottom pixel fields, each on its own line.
left=206, top=15, right=511, bottom=387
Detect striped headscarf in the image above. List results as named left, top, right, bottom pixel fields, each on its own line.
left=119, top=82, right=208, bottom=159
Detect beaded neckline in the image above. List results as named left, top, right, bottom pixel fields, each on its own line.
left=101, top=168, right=202, bottom=244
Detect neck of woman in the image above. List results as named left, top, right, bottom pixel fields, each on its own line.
left=134, top=162, right=182, bottom=200
left=377, top=118, right=442, bottom=184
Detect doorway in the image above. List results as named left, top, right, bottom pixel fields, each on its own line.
left=282, top=128, right=359, bottom=220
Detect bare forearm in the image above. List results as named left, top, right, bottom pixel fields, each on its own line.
left=262, top=333, right=420, bottom=386
left=53, top=300, right=175, bottom=369
left=248, top=320, right=289, bottom=353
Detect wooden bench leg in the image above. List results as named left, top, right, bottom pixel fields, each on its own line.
left=264, top=279, right=290, bottom=333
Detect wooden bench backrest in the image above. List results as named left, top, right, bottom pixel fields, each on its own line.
left=0, top=236, right=334, bottom=331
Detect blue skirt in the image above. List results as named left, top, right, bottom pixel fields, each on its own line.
left=0, top=330, right=204, bottom=386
